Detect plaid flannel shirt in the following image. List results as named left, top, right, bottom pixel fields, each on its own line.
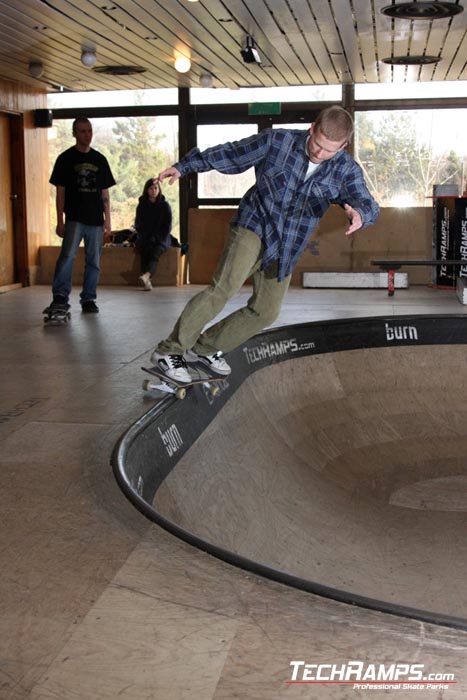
left=175, top=128, right=379, bottom=281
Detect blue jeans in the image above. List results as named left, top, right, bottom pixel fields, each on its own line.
left=52, top=221, right=104, bottom=304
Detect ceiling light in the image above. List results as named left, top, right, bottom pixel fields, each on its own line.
left=382, top=55, right=441, bottom=65
left=381, top=2, right=464, bottom=20
left=93, top=65, right=146, bottom=75
left=174, top=56, right=191, bottom=73
left=199, top=73, right=213, bottom=88
left=81, top=50, right=97, bottom=67
left=28, top=61, right=44, bottom=78
left=241, top=36, right=261, bottom=64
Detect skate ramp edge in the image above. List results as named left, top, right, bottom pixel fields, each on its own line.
left=112, top=315, right=467, bottom=630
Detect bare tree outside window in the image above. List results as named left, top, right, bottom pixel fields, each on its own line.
left=355, top=110, right=467, bottom=207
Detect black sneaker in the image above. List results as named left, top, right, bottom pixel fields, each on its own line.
left=49, top=299, right=70, bottom=312
left=43, top=299, right=70, bottom=315
left=81, top=300, right=99, bottom=313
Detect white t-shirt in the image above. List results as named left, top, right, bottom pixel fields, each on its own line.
left=304, top=137, right=320, bottom=180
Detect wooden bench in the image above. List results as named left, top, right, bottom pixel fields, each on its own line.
left=372, top=259, right=467, bottom=296
left=38, top=245, right=186, bottom=287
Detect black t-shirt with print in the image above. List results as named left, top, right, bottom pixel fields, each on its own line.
left=49, top=146, right=116, bottom=226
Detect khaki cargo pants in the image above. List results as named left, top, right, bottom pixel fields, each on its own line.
left=156, top=225, right=291, bottom=356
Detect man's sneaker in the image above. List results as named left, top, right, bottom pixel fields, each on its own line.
left=139, top=274, right=152, bottom=291
left=81, top=300, right=99, bottom=313
left=150, top=351, right=192, bottom=384
left=44, top=299, right=70, bottom=314
left=186, top=349, right=231, bottom=376
left=49, top=299, right=69, bottom=311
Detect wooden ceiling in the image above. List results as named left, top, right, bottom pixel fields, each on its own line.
left=0, top=0, right=465, bottom=93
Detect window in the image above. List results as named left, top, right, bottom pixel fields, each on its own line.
left=196, top=124, right=258, bottom=199
left=47, top=115, right=179, bottom=240
left=191, top=84, right=341, bottom=105
left=354, top=109, right=467, bottom=206
left=47, top=89, right=178, bottom=109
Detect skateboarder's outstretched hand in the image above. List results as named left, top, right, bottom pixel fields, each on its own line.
left=343, top=203, right=362, bottom=236
left=159, top=167, right=181, bottom=186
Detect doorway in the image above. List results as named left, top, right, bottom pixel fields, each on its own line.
left=0, top=111, right=27, bottom=288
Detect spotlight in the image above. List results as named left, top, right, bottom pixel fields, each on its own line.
left=199, top=73, right=213, bottom=88
left=174, top=56, right=191, bottom=73
left=81, top=50, right=97, bottom=67
left=241, top=36, right=261, bottom=64
left=28, top=61, right=44, bottom=78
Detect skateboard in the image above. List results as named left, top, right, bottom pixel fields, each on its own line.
left=141, top=365, right=225, bottom=400
left=43, top=305, right=71, bottom=325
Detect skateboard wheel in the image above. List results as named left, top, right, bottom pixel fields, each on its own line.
left=209, top=385, right=220, bottom=397
left=142, top=379, right=152, bottom=391
left=175, top=388, right=186, bottom=400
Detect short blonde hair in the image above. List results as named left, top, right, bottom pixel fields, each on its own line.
left=314, top=106, right=353, bottom=143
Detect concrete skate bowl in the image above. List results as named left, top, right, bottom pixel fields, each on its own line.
left=113, top=315, right=467, bottom=630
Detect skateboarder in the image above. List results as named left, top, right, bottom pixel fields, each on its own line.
left=150, top=105, right=379, bottom=382
left=44, top=117, right=116, bottom=318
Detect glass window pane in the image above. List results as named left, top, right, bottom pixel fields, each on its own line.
left=191, top=85, right=341, bottom=105
left=355, top=81, right=467, bottom=100
left=197, top=124, right=258, bottom=198
left=48, top=89, right=178, bottom=109
left=354, top=109, right=467, bottom=207
left=48, top=116, right=179, bottom=240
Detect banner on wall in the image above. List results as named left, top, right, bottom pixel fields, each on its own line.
left=432, top=185, right=467, bottom=286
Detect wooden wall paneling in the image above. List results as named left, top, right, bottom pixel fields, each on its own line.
left=436, top=14, right=467, bottom=82
left=0, top=77, right=49, bottom=285
left=373, top=0, right=395, bottom=83
left=187, top=206, right=432, bottom=288
left=288, top=0, right=334, bottom=84
left=252, top=0, right=327, bottom=85
left=329, top=0, right=365, bottom=84
left=353, top=0, right=379, bottom=83
left=134, top=0, right=251, bottom=89
left=0, top=113, right=15, bottom=285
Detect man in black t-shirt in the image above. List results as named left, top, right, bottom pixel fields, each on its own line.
left=46, top=118, right=116, bottom=314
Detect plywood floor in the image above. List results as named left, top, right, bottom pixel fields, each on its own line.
left=1, top=283, right=467, bottom=700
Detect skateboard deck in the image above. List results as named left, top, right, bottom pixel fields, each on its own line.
left=141, top=365, right=225, bottom=399
left=43, top=306, right=71, bottom=325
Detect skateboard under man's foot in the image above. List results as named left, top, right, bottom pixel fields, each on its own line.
left=141, top=365, right=225, bottom=400
left=43, top=304, right=71, bottom=325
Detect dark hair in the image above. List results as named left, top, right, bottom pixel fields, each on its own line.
left=140, top=178, right=163, bottom=203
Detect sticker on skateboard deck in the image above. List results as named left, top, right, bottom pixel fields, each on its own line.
left=141, top=365, right=225, bottom=400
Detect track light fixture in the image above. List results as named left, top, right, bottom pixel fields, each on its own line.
left=241, top=36, right=261, bottom=64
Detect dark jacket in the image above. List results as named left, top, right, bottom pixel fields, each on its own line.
left=135, top=195, right=172, bottom=252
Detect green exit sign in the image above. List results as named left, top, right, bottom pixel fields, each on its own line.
left=248, top=102, right=282, bottom=115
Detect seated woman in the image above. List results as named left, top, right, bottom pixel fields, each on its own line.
left=135, top=178, right=173, bottom=291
